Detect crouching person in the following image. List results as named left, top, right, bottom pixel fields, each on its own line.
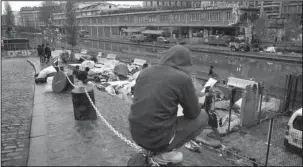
left=128, top=45, right=208, bottom=165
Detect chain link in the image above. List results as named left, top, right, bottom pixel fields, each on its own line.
left=62, top=69, right=142, bottom=151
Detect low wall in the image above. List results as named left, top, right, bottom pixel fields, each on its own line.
left=2, top=49, right=37, bottom=58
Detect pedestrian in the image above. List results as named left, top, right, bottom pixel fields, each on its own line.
left=37, top=45, right=43, bottom=63
left=41, top=44, right=46, bottom=63
left=45, top=44, right=51, bottom=64
left=128, top=45, right=208, bottom=165
left=208, top=65, right=219, bottom=78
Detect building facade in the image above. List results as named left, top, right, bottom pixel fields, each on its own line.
left=20, top=7, right=43, bottom=27
left=53, top=5, right=258, bottom=41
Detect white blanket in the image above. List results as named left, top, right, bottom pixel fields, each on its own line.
left=37, top=66, right=57, bottom=79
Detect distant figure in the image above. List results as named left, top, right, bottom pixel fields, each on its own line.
left=208, top=65, right=219, bottom=79
left=142, top=63, right=148, bottom=69
left=45, top=44, right=51, bottom=64
left=41, top=44, right=46, bottom=63
left=37, top=45, right=43, bottom=63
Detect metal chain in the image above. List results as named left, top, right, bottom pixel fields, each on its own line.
left=62, top=69, right=142, bottom=151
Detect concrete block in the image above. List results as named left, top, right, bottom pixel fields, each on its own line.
left=34, top=94, right=44, bottom=105
left=30, top=115, right=46, bottom=138
left=33, top=104, right=45, bottom=117
left=28, top=136, right=48, bottom=166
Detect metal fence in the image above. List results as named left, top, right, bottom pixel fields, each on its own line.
left=244, top=116, right=302, bottom=166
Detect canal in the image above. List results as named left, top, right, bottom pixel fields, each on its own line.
left=21, top=33, right=302, bottom=101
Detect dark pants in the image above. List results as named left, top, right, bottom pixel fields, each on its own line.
left=149, top=110, right=209, bottom=153
left=39, top=55, right=44, bottom=63
left=45, top=54, right=51, bottom=64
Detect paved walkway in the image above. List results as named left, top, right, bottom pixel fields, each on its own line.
left=26, top=54, right=234, bottom=166
left=1, top=58, right=35, bottom=166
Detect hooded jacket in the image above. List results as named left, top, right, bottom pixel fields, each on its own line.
left=128, top=45, right=201, bottom=151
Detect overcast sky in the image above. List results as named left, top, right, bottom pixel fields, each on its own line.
left=2, top=1, right=143, bottom=14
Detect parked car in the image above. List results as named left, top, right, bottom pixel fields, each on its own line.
left=174, top=38, right=186, bottom=45
left=79, top=30, right=90, bottom=38
left=157, top=36, right=169, bottom=43
left=229, top=37, right=250, bottom=52
left=207, top=34, right=232, bottom=46
left=130, top=34, right=145, bottom=42
left=284, top=108, right=302, bottom=150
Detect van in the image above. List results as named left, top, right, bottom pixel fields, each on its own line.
left=284, top=108, right=302, bottom=150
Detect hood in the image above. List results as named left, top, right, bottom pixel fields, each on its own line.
left=158, top=45, right=192, bottom=73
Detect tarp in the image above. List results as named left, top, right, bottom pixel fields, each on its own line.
left=114, top=63, right=129, bottom=77
left=133, top=58, right=147, bottom=66
left=201, top=78, right=218, bottom=93
left=227, top=77, right=257, bottom=89
left=122, top=27, right=146, bottom=33
left=141, top=30, right=163, bottom=35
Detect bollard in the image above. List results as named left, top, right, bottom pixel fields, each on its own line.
left=71, top=84, right=97, bottom=120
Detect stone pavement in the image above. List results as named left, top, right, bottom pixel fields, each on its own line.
left=26, top=56, right=234, bottom=166
left=1, top=58, right=35, bottom=166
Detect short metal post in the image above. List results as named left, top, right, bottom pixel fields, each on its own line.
left=265, top=118, right=274, bottom=167
left=258, top=85, right=264, bottom=123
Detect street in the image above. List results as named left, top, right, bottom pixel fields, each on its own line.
left=1, top=58, right=35, bottom=166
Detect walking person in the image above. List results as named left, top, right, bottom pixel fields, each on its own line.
left=37, top=45, right=43, bottom=63
left=128, top=45, right=209, bottom=165
left=45, top=44, right=52, bottom=64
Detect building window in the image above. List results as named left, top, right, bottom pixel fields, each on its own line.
left=98, top=18, right=102, bottom=24
left=174, top=14, right=180, bottom=22
left=148, top=15, right=156, bottom=22
left=160, top=15, right=169, bottom=22
left=227, top=12, right=231, bottom=20
left=92, top=18, right=97, bottom=24
left=138, top=16, right=144, bottom=23
left=208, top=12, right=220, bottom=21
left=180, top=14, right=185, bottom=21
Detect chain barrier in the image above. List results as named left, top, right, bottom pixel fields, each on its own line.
left=60, top=67, right=142, bottom=152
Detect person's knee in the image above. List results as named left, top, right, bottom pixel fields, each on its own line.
left=186, top=110, right=209, bottom=130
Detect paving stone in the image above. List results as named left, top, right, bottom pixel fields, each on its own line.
left=1, top=158, right=12, bottom=162
left=15, top=148, right=24, bottom=152
left=6, top=152, right=20, bottom=157
left=1, top=149, right=14, bottom=153
left=13, top=156, right=23, bottom=160
left=4, top=146, right=17, bottom=149
left=2, top=58, right=35, bottom=166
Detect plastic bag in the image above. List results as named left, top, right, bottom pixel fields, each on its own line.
left=80, top=60, right=95, bottom=71
left=44, top=77, right=54, bottom=93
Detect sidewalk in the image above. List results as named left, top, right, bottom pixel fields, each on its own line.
left=26, top=55, right=234, bottom=166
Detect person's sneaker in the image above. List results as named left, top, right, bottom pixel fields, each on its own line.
left=152, top=151, right=183, bottom=165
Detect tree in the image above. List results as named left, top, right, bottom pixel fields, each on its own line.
left=283, top=14, right=301, bottom=41
left=64, top=0, right=78, bottom=61
left=39, top=1, right=59, bottom=28
left=254, top=12, right=269, bottom=42
left=4, top=2, right=15, bottom=38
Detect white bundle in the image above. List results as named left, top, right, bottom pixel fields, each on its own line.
left=44, top=77, right=54, bottom=93
left=37, top=66, right=57, bottom=79
left=80, top=60, right=95, bottom=71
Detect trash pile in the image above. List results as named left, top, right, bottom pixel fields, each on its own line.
left=68, top=57, right=147, bottom=99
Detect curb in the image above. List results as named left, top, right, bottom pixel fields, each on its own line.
left=26, top=59, right=48, bottom=166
